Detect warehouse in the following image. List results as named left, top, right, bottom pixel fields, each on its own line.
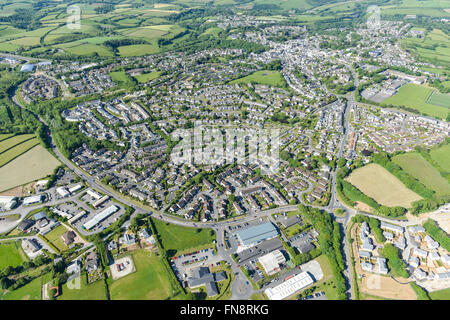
left=236, top=222, right=278, bottom=247
left=82, top=205, right=119, bottom=230
left=265, top=272, right=314, bottom=300
left=258, top=249, right=286, bottom=275
left=23, top=195, right=44, bottom=206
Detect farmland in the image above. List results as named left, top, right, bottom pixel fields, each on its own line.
left=345, top=163, right=422, bottom=208
left=0, top=137, right=40, bottom=167
left=109, top=249, right=174, bottom=300
left=0, top=134, right=35, bottom=153
left=383, top=84, right=449, bottom=119
left=0, top=145, right=60, bottom=192
left=392, top=153, right=450, bottom=195
left=152, top=218, right=216, bottom=257
left=0, top=241, right=26, bottom=269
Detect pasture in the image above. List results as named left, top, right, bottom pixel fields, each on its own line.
left=0, top=145, right=60, bottom=192
left=1, top=273, right=52, bottom=300
left=0, top=137, right=40, bottom=167
left=109, top=249, right=173, bottom=300
left=427, top=91, right=450, bottom=108
left=117, top=43, right=160, bottom=56
left=0, top=241, right=25, bottom=269
left=345, top=163, right=422, bottom=208
left=152, top=218, right=216, bottom=257
left=430, top=144, right=450, bottom=172
left=58, top=275, right=107, bottom=300
left=230, top=70, right=287, bottom=88
left=392, top=153, right=450, bottom=195
left=383, top=84, right=448, bottom=119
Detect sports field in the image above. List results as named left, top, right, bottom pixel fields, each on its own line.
left=383, top=84, right=449, bottom=119
left=392, top=153, right=450, bottom=195
left=0, top=241, right=25, bottom=269
left=109, top=249, right=173, bottom=300
left=427, top=91, right=450, bottom=108
left=152, top=218, right=216, bottom=256
left=430, top=144, right=450, bottom=172
left=0, top=145, right=60, bottom=192
left=230, top=70, right=287, bottom=88
left=345, top=163, right=422, bottom=208
left=134, top=71, right=161, bottom=83
left=59, top=276, right=107, bottom=300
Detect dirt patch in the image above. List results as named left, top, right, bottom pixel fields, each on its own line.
left=355, top=201, right=373, bottom=213
left=110, top=256, right=136, bottom=280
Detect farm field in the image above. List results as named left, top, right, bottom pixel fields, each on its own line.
left=0, top=145, right=60, bottom=192
left=401, top=28, right=450, bottom=66
left=0, top=137, right=40, bottom=167
left=109, top=249, right=174, bottom=300
left=152, top=218, right=216, bottom=257
left=0, top=241, right=25, bottom=269
left=430, top=144, right=450, bottom=172
left=118, top=43, right=160, bottom=56
left=230, top=70, right=287, bottom=88
left=427, top=91, right=450, bottom=108
left=109, top=71, right=135, bottom=86
left=383, top=84, right=449, bottom=119
left=392, top=153, right=450, bottom=195
left=0, top=134, right=35, bottom=153
left=345, top=163, right=422, bottom=208
left=58, top=276, right=107, bottom=300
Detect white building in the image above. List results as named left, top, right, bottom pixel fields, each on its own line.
left=258, top=250, right=286, bottom=276
left=23, top=195, right=44, bottom=206
left=265, top=272, right=314, bottom=300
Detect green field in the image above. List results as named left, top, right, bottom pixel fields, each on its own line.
left=0, top=241, right=25, bottom=269
left=230, top=70, right=287, bottom=88
left=392, top=153, right=450, bottom=195
left=430, top=287, right=450, bottom=300
left=1, top=273, right=52, bottom=300
left=43, top=225, right=70, bottom=252
left=0, top=134, right=35, bottom=153
left=430, top=144, right=450, bottom=172
left=383, top=84, right=449, bottom=119
left=152, top=218, right=216, bottom=256
left=118, top=43, right=160, bottom=57
left=134, top=71, right=162, bottom=83
left=109, top=249, right=174, bottom=300
left=427, top=91, right=450, bottom=108
left=58, top=275, right=107, bottom=300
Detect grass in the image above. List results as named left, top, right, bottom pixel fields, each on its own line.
left=58, top=275, right=107, bottom=300
left=345, top=163, right=422, bottom=208
left=230, top=70, right=287, bottom=88
left=0, top=137, right=40, bottom=167
left=0, top=134, right=35, bottom=153
left=109, top=71, right=135, bottom=86
left=43, top=225, right=70, bottom=252
left=283, top=224, right=302, bottom=238
left=392, top=153, right=450, bottom=195
left=118, top=43, right=159, bottom=57
left=109, top=249, right=174, bottom=300
left=152, top=218, right=216, bottom=257
left=0, top=241, right=25, bottom=269
left=134, top=71, right=161, bottom=83
left=1, top=273, right=51, bottom=300
left=429, top=287, right=450, bottom=300
left=0, top=145, right=60, bottom=192
left=427, top=91, right=450, bottom=108
left=430, top=144, right=450, bottom=172
left=383, top=84, right=449, bottom=119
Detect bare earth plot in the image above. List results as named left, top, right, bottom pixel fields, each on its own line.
left=346, top=163, right=422, bottom=208
left=0, top=145, right=60, bottom=192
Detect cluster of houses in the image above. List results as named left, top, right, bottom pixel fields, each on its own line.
left=20, top=75, right=59, bottom=103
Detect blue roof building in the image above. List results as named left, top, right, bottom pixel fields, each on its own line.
left=20, top=64, right=35, bottom=72
left=236, top=222, right=279, bottom=247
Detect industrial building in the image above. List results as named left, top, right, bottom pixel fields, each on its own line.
left=264, top=272, right=314, bottom=300
left=236, top=222, right=279, bottom=247
left=258, top=249, right=286, bottom=275
left=82, top=205, right=119, bottom=230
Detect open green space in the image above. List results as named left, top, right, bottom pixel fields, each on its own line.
left=430, top=144, right=450, bottom=172
left=134, top=71, right=162, bottom=83
left=427, top=91, right=450, bottom=108
left=0, top=241, right=25, bottom=269
left=429, top=287, right=450, bottom=300
left=43, top=225, right=70, bottom=252
left=383, top=84, right=449, bottom=119
left=1, top=273, right=51, bottom=300
left=152, top=218, right=215, bottom=257
left=392, top=152, right=450, bottom=195
left=58, top=275, right=107, bottom=300
left=109, top=249, right=174, bottom=300
left=0, top=137, right=40, bottom=167
left=0, top=134, right=35, bottom=153
left=230, top=70, right=287, bottom=88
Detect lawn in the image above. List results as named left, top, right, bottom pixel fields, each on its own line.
left=0, top=241, right=25, bottom=269
left=134, top=71, right=161, bottom=83
left=1, top=273, right=51, bottom=300
left=346, top=163, right=422, bottom=208
left=43, top=225, right=70, bottom=252
left=427, top=91, right=450, bottom=108
left=430, top=144, right=450, bottom=172
left=109, top=249, right=174, bottom=300
left=58, top=275, right=107, bottom=300
left=383, top=84, right=448, bottom=119
left=283, top=224, right=302, bottom=238
left=0, top=145, right=60, bottom=192
left=0, top=137, right=40, bottom=167
left=230, top=70, right=287, bottom=88
left=429, top=287, right=450, bottom=300
left=152, top=218, right=216, bottom=257
left=392, top=153, right=450, bottom=195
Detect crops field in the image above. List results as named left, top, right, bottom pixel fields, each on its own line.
left=392, top=153, right=450, bottom=195
left=430, top=144, right=450, bottom=172
left=109, top=249, right=174, bottom=300
left=0, top=145, right=60, bottom=192
left=0, top=137, right=40, bottom=167
left=345, top=163, right=422, bottom=208
left=0, top=134, right=35, bottom=153
left=383, top=84, right=449, bottom=119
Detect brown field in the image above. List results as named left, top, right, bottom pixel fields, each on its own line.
left=0, top=145, right=60, bottom=192
left=346, top=163, right=422, bottom=208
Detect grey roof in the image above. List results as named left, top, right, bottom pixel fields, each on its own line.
left=236, top=222, right=278, bottom=246
left=205, top=281, right=219, bottom=296
left=18, top=219, right=34, bottom=231
left=188, top=267, right=227, bottom=296
left=33, top=211, right=47, bottom=221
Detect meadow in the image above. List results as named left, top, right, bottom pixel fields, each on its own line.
left=0, top=241, right=25, bottom=269
left=430, top=144, right=450, bottom=172
left=109, top=249, right=173, bottom=300
left=383, top=84, right=449, bottom=119
left=152, top=218, right=216, bottom=257
left=230, top=70, right=287, bottom=88
left=0, top=145, right=60, bottom=192
left=134, top=71, right=161, bottom=83
left=392, top=153, right=450, bottom=195
left=345, top=163, right=422, bottom=208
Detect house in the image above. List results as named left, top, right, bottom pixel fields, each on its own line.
left=409, top=256, right=420, bottom=268
left=414, top=248, right=428, bottom=259
left=85, top=252, right=99, bottom=272
left=413, top=268, right=427, bottom=281
left=18, top=219, right=34, bottom=231
left=61, top=231, right=77, bottom=245
left=377, top=257, right=388, bottom=275
left=424, top=235, right=439, bottom=250
left=188, top=267, right=227, bottom=297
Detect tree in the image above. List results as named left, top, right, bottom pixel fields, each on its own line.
left=337, top=158, right=347, bottom=168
